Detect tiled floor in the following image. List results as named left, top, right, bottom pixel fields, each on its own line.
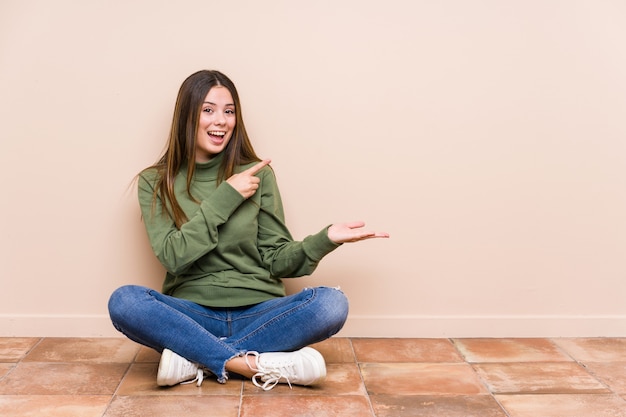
left=1, top=337, right=626, bottom=416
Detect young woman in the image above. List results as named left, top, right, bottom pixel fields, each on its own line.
left=108, top=70, right=388, bottom=390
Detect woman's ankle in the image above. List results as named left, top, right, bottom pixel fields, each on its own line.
left=225, top=355, right=256, bottom=378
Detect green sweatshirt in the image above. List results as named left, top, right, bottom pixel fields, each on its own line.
left=137, top=153, right=340, bottom=307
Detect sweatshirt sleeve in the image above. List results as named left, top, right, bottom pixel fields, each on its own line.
left=255, top=168, right=341, bottom=278
left=137, top=172, right=245, bottom=275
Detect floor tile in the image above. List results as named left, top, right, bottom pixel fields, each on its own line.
left=554, top=338, right=626, bottom=362
left=497, top=393, right=626, bottom=417
left=243, top=363, right=366, bottom=396
left=0, top=338, right=41, bottom=362
left=24, top=337, right=140, bottom=363
left=104, top=395, right=240, bottom=417
left=585, top=362, right=626, bottom=394
left=3, top=336, right=626, bottom=415
left=0, top=363, right=14, bottom=378
left=352, top=338, right=463, bottom=363
left=310, top=338, right=356, bottom=363
left=0, top=395, right=111, bottom=417
left=240, top=395, right=373, bottom=417
left=453, top=338, right=571, bottom=363
left=117, top=363, right=242, bottom=396
left=0, top=362, right=128, bottom=395
left=370, top=394, right=508, bottom=417
left=473, top=362, right=610, bottom=394
left=361, top=363, right=488, bottom=396
left=135, top=346, right=161, bottom=363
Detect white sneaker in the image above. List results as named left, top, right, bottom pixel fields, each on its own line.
left=157, top=349, right=205, bottom=387
left=246, top=347, right=327, bottom=390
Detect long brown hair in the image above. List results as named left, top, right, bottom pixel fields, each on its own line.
left=146, top=70, right=260, bottom=228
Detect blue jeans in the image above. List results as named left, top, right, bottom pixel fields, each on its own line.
left=108, top=285, right=349, bottom=383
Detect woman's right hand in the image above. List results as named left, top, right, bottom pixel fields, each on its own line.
left=226, top=159, right=271, bottom=199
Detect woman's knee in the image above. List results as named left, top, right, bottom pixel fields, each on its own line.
left=313, top=286, right=349, bottom=327
left=108, top=285, right=146, bottom=321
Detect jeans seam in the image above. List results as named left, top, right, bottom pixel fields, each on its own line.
left=155, top=291, right=230, bottom=323
left=229, top=288, right=319, bottom=347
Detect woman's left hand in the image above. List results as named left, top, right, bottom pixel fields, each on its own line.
left=327, top=221, right=390, bottom=244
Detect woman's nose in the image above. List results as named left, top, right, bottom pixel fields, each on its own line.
left=214, top=112, right=226, bottom=125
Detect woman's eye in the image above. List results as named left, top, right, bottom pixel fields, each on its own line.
left=225, top=109, right=235, bottom=114
left=203, top=108, right=213, bottom=113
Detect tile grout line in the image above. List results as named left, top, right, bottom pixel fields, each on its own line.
left=581, top=364, right=626, bottom=402
left=450, top=338, right=626, bottom=415
left=448, top=337, right=513, bottom=417
left=237, top=379, right=244, bottom=417
left=548, top=338, right=619, bottom=397
left=101, top=354, right=136, bottom=416
left=100, top=342, right=148, bottom=414
left=22, top=337, right=45, bottom=359
left=0, top=337, right=44, bottom=385
left=348, top=338, right=378, bottom=417
left=549, top=337, right=626, bottom=399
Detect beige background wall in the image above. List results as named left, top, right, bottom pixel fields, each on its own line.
left=1, top=0, right=624, bottom=338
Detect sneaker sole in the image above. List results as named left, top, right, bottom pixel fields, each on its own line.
left=156, top=349, right=174, bottom=386
left=300, top=347, right=327, bottom=385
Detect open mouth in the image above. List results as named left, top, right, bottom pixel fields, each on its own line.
left=208, top=131, right=226, bottom=141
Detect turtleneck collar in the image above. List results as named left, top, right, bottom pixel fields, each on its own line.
left=182, top=152, right=225, bottom=182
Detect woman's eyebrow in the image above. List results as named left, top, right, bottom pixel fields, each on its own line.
left=203, top=101, right=235, bottom=106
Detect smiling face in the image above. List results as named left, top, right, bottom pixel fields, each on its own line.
left=195, top=86, right=236, bottom=162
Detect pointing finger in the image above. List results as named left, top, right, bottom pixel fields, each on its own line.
left=245, top=159, right=271, bottom=176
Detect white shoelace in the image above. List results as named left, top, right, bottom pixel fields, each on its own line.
left=180, top=368, right=205, bottom=387
left=245, top=351, right=294, bottom=391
